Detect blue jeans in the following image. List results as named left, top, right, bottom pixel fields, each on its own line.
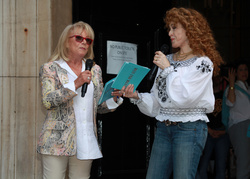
left=196, top=133, right=230, bottom=179
left=146, top=120, right=208, bottom=179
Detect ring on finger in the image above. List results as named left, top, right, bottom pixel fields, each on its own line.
left=87, top=76, right=90, bottom=80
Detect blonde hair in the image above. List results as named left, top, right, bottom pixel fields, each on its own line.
left=164, top=7, right=224, bottom=76
left=49, top=21, right=95, bottom=62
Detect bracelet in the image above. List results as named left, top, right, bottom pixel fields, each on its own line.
left=130, top=91, right=142, bottom=105
left=160, top=66, right=174, bottom=78
left=230, top=86, right=234, bottom=90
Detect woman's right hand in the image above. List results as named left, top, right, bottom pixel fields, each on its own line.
left=153, top=51, right=170, bottom=70
left=74, top=70, right=92, bottom=90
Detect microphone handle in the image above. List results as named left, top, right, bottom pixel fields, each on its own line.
left=81, top=83, right=88, bottom=97
left=81, top=59, right=93, bottom=97
left=148, top=65, right=158, bottom=81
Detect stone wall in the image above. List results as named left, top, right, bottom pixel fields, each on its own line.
left=0, top=0, right=72, bottom=178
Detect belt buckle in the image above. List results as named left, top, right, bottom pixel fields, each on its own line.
left=164, top=120, right=171, bottom=126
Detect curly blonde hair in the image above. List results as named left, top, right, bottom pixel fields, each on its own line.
left=164, top=7, right=223, bottom=76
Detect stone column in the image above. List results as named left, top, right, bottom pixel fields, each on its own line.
left=0, top=0, right=72, bottom=178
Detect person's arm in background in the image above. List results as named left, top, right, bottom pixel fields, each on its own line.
left=226, top=68, right=236, bottom=104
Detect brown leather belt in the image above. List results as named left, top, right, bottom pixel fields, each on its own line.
left=163, top=120, right=180, bottom=126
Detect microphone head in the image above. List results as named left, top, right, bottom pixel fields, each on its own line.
left=160, top=44, right=169, bottom=55
left=85, top=59, right=93, bottom=70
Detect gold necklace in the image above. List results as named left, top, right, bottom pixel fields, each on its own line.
left=175, top=50, right=193, bottom=61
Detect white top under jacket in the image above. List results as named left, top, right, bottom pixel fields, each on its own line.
left=134, top=54, right=215, bottom=123
left=55, top=59, right=120, bottom=160
left=225, top=80, right=250, bottom=128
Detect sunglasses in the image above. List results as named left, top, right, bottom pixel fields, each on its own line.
left=69, top=35, right=93, bottom=45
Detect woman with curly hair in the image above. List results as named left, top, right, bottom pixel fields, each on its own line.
left=122, top=7, right=223, bottom=178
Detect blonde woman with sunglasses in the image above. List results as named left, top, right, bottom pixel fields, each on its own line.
left=37, top=21, right=123, bottom=179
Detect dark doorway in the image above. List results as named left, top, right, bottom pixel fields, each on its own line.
left=73, top=1, right=172, bottom=178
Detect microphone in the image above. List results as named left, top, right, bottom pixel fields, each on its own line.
left=148, top=44, right=169, bottom=81
left=81, top=59, right=93, bottom=97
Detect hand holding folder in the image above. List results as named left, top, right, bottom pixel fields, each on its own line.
left=98, top=62, right=150, bottom=105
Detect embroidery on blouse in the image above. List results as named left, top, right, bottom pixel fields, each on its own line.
left=156, top=55, right=198, bottom=103
left=196, top=60, right=212, bottom=73
left=171, top=62, right=181, bottom=71
left=156, top=75, right=168, bottom=103
left=160, top=108, right=206, bottom=117
left=168, top=54, right=198, bottom=70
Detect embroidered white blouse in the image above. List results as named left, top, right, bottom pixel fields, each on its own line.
left=55, top=59, right=121, bottom=160
left=133, top=54, right=214, bottom=123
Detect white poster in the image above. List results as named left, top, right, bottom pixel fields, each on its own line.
left=107, top=40, right=137, bottom=74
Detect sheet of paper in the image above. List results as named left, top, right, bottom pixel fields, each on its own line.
left=107, top=40, right=137, bottom=74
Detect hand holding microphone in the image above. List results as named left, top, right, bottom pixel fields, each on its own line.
left=73, top=59, right=93, bottom=97
left=153, top=51, right=170, bottom=70
left=148, top=44, right=169, bottom=81
left=81, top=59, right=93, bottom=97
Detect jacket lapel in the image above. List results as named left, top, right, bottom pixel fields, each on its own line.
left=55, top=63, right=69, bottom=85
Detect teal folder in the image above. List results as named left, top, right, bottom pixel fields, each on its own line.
left=98, top=62, right=150, bottom=105
left=98, top=78, right=116, bottom=105
left=111, top=62, right=150, bottom=91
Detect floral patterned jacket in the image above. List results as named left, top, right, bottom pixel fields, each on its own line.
left=37, top=61, right=118, bottom=156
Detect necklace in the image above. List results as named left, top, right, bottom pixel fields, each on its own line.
left=175, top=50, right=193, bottom=61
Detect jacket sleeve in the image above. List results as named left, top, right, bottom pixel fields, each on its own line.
left=39, top=62, right=77, bottom=109
left=92, top=65, right=122, bottom=114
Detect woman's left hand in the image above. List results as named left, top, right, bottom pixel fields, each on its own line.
left=153, top=51, right=170, bottom=70
left=111, top=88, right=124, bottom=102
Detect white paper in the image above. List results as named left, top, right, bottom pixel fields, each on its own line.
left=107, top=40, right=137, bottom=74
